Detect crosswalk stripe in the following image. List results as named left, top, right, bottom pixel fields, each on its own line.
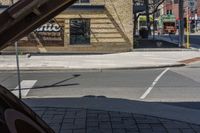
left=12, top=80, right=37, bottom=98
left=140, top=68, right=170, bottom=99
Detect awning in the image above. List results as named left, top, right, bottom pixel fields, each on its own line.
left=161, top=14, right=176, bottom=22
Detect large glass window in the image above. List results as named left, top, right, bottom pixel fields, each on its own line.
left=70, top=19, right=90, bottom=45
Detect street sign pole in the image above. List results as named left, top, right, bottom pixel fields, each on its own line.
left=178, top=20, right=181, bottom=46
left=195, top=13, right=198, bottom=32
left=15, top=42, right=22, bottom=99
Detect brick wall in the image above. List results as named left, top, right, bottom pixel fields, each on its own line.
left=54, top=0, right=133, bottom=53
left=77, top=0, right=133, bottom=46
left=1, top=0, right=133, bottom=53
left=105, top=0, right=133, bottom=47
left=197, top=0, right=200, bottom=17
left=55, top=9, right=132, bottom=53
left=90, top=0, right=105, bottom=5
left=0, top=0, right=11, bottom=5
left=163, top=0, right=200, bottom=19
left=172, top=4, right=179, bottom=19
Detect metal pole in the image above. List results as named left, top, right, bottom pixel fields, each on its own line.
left=179, top=0, right=184, bottom=47
left=15, top=42, right=22, bottom=99
left=186, top=6, right=190, bottom=48
left=195, top=13, right=198, bottom=32
left=178, top=20, right=181, bottom=45
left=153, top=13, right=155, bottom=40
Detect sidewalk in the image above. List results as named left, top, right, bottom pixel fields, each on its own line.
left=0, top=51, right=200, bottom=71
left=153, top=33, right=200, bottom=50
left=25, top=98, right=200, bottom=133
left=2, top=51, right=200, bottom=133
left=154, top=35, right=179, bottom=46
left=32, top=107, right=200, bottom=133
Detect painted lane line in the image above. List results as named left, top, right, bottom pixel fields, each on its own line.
left=140, top=68, right=170, bottom=99
left=12, top=80, right=37, bottom=97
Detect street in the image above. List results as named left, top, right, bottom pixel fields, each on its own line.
left=2, top=0, right=200, bottom=132
left=1, top=62, right=200, bottom=110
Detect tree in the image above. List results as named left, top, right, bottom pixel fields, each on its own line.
left=133, top=0, right=165, bottom=37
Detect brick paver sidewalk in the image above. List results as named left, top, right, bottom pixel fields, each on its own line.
left=32, top=107, right=200, bottom=133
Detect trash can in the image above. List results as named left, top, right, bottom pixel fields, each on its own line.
left=139, top=27, right=148, bottom=38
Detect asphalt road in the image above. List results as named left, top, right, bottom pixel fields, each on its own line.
left=1, top=63, right=200, bottom=109
left=160, top=34, right=200, bottom=48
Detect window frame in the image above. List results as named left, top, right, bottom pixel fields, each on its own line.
left=69, top=18, right=91, bottom=45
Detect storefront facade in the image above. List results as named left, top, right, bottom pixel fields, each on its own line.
left=0, top=0, right=133, bottom=53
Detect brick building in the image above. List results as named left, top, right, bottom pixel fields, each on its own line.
left=162, top=0, right=200, bottom=20
left=0, top=0, right=133, bottom=53
left=197, top=0, right=200, bottom=17
left=162, top=0, right=179, bottom=20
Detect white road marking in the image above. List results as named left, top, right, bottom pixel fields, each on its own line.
left=140, top=68, right=170, bottom=99
left=12, top=80, right=37, bottom=97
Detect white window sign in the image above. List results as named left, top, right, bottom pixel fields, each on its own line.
left=36, top=23, right=61, bottom=32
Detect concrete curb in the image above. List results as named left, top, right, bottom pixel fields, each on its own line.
left=1, top=48, right=198, bottom=55
left=0, top=63, right=186, bottom=72
left=133, top=48, right=199, bottom=52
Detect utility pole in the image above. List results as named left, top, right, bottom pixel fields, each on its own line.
left=179, top=0, right=184, bottom=47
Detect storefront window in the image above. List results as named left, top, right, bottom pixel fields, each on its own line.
left=70, top=19, right=90, bottom=45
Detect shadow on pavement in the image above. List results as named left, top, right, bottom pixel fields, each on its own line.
left=135, top=39, right=179, bottom=49
left=135, top=34, right=200, bottom=49
left=1, top=84, right=200, bottom=133
left=24, top=96, right=200, bottom=125
left=10, top=74, right=81, bottom=91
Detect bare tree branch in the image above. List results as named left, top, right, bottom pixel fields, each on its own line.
left=137, top=0, right=165, bottom=17
left=133, top=0, right=165, bottom=35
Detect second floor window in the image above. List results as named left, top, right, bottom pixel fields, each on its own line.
left=76, top=0, right=90, bottom=3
